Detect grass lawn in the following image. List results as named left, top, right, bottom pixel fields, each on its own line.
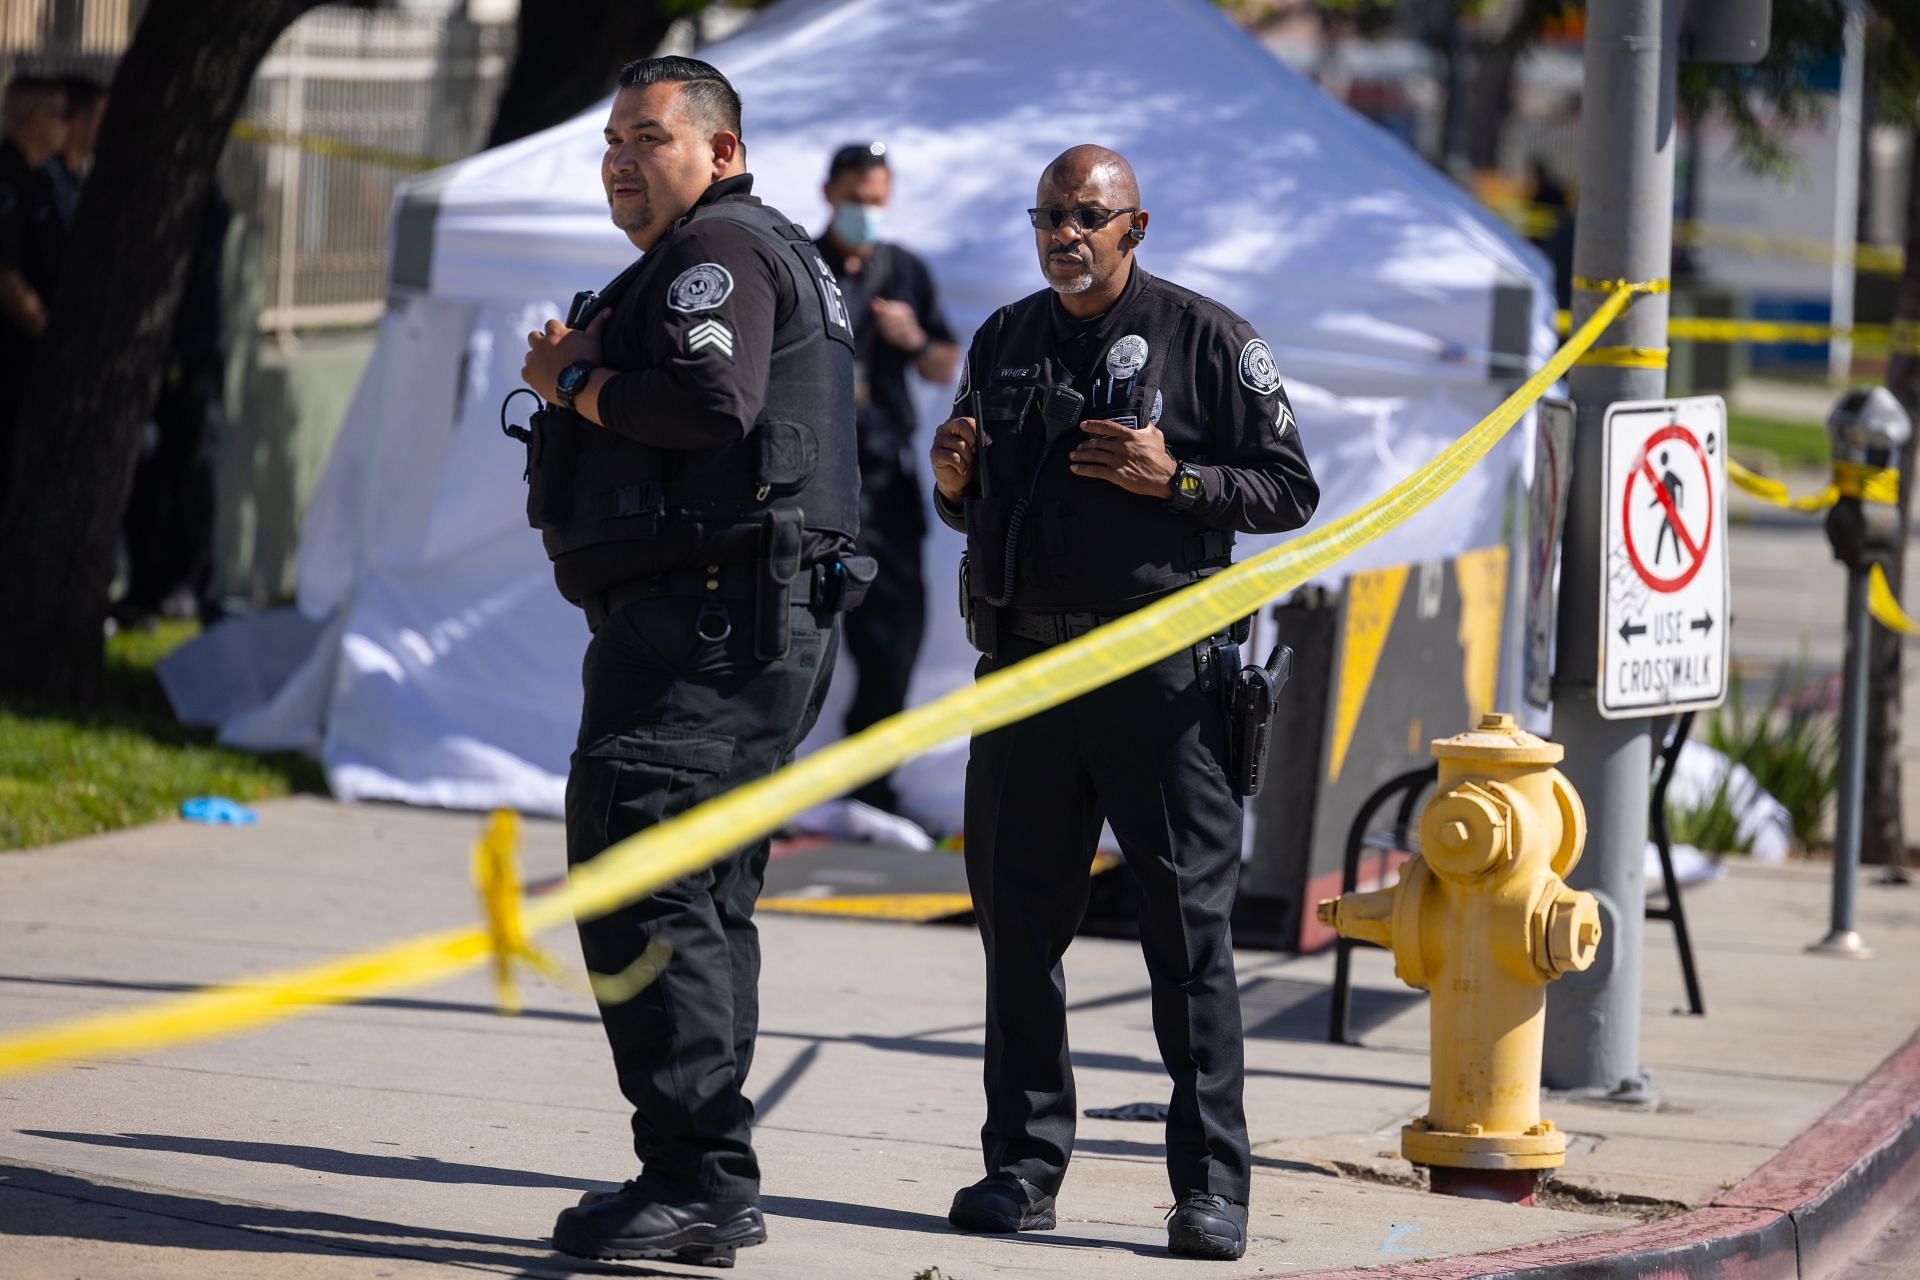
left=1727, top=412, right=1829, bottom=471
left=0, top=621, right=326, bottom=851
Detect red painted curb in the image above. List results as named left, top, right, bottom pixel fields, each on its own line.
left=1265, top=1029, right=1920, bottom=1280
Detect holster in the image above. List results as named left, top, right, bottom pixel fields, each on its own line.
left=958, top=553, right=999, bottom=657
left=756, top=509, right=803, bottom=660
left=1227, top=643, right=1294, bottom=797
left=522, top=403, right=585, bottom=531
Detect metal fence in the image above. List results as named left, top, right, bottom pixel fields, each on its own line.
left=227, top=9, right=511, bottom=333
left=0, top=0, right=513, bottom=334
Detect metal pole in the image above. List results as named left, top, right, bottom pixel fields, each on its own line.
left=1828, top=2, right=1866, bottom=383
left=1544, top=0, right=1677, bottom=1103
left=1813, top=560, right=1874, bottom=956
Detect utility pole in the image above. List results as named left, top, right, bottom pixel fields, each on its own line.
left=1545, top=0, right=1680, bottom=1103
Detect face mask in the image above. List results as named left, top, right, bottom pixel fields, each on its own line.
left=832, top=202, right=885, bottom=248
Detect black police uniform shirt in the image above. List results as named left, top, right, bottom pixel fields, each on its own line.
left=938, top=264, right=1318, bottom=614
left=814, top=237, right=955, bottom=472
left=556, top=174, right=810, bottom=603
left=0, top=138, right=65, bottom=370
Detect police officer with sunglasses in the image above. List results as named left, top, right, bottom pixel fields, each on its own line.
left=930, top=145, right=1317, bottom=1261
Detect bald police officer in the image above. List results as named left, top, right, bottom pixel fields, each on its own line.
left=931, top=145, right=1317, bottom=1261
left=517, top=56, right=865, bottom=1268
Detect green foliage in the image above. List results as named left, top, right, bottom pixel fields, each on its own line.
left=0, top=622, right=325, bottom=851
left=1728, top=412, right=1830, bottom=470
left=1668, top=769, right=1754, bottom=854
left=1701, top=662, right=1840, bottom=852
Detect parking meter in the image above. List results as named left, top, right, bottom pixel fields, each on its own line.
left=1816, top=386, right=1914, bottom=959
left=1824, top=387, right=1911, bottom=572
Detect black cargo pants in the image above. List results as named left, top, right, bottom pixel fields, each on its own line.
left=566, top=593, right=837, bottom=1205
left=963, top=633, right=1251, bottom=1204
left=841, top=464, right=928, bottom=810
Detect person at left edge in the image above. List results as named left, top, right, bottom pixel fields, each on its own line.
left=517, top=55, right=862, bottom=1269
left=816, top=140, right=959, bottom=814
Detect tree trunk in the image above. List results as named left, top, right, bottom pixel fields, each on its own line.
left=1861, top=125, right=1920, bottom=867
left=1464, top=41, right=1520, bottom=173
left=485, top=1, right=682, bottom=149
left=0, top=0, right=327, bottom=705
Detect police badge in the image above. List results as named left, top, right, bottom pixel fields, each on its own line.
left=1105, top=334, right=1148, bottom=380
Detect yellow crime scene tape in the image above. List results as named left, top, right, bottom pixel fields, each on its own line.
left=1494, top=198, right=1907, bottom=278
left=229, top=120, right=443, bottom=173
left=0, top=282, right=1653, bottom=1080
left=1554, top=311, right=1920, bottom=355
left=1726, top=456, right=1920, bottom=635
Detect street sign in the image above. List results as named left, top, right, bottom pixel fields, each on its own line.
left=1598, top=395, right=1730, bottom=719
left=1525, top=400, right=1575, bottom=709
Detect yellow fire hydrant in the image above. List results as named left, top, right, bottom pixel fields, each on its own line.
left=1317, top=713, right=1602, bottom=1203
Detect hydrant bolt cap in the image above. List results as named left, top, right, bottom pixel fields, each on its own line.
left=1431, top=712, right=1564, bottom=765
left=1546, top=893, right=1603, bottom=975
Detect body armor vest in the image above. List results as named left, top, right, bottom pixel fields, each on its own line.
left=526, top=200, right=859, bottom=569
left=963, top=276, right=1234, bottom=615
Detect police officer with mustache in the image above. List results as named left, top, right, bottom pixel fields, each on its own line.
left=516, top=56, right=865, bottom=1268
left=930, top=144, right=1317, bottom=1261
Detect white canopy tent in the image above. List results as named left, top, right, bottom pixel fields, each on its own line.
left=169, top=0, right=1556, bottom=832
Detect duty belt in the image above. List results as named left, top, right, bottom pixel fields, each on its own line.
left=998, top=608, right=1126, bottom=647
left=584, top=563, right=828, bottom=633
left=998, top=606, right=1252, bottom=650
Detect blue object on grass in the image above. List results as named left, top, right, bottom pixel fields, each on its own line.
left=180, top=796, right=259, bottom=826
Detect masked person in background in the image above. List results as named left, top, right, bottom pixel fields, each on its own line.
left=815, top=141, right=958, bottom=816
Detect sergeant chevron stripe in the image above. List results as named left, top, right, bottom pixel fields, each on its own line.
left=687, top=318, right=735, bottom=358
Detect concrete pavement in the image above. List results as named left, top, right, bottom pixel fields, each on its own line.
left=2, top=797, right=1918, bottom=1277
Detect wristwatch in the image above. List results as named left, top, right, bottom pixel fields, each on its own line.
left=554, top=359, right=596, bottom=410
left=1167, top=462, right=1205, bottom=513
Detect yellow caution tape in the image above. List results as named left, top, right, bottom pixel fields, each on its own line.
left=1727, top=459, right=1920, bottom=637
left=1576, top=345, right=1670, bottom=369
left=229, top=120, right=442, bottom=173
left=1870, top=565, right=1920, bottom=635
left=1491, top=199, right=1906, bottom=278
left=1726, top=458, right=1839, bottom=511
left=1835, top=461, right=1901, bottom=505
left=1550, top=311, right=1920, bottom=354
left=0, top=282, right=1651, bottom=1080
left=470, top=810, right=579, bottom=1013
left=1574, top=276, right=1671, bottom=295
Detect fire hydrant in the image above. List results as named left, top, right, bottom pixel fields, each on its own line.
left=1317, top=713, right=1602, bottom=1204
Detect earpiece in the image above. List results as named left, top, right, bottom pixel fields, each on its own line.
left=1128, top=225, right=1146, bottom=242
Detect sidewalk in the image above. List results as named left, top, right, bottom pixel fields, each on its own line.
left=1, top=797, right=1917, bottom=1277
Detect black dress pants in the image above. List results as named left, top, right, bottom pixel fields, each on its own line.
left=841, top=465, right=927, bottom=810
left=566, top=594, right=837, bottom=1204
left=963, top=633, right=1251, bottom=1204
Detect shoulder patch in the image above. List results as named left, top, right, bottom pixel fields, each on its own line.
left=1238, top=338, right=1281, bottom=396
left=668, top=262, right=734, bottom=314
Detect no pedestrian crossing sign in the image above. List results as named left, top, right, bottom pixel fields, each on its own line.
left=1598, top=395, right=1730, bottom=719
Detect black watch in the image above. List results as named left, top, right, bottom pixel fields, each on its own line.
left=1167, top=462, right=1204, bottom=513
left=554, top=359, right=596, bottom=410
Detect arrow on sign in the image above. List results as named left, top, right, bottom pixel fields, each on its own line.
left=1618, top=620, right=1647, bottom=643
left=1691, top=613, right=1715, bottom=636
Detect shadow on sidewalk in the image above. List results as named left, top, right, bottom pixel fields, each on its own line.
left=757, top=1029, right=1429, bottom=1093
left=0, top=973, right=601, bottom=1027
left=17, top=1131, right=604, bottom=1192
left=0, top=1164, right=669, bottom=1277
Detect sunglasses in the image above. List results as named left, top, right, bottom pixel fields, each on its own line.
left=1026, top=206, right=1138, bottom=232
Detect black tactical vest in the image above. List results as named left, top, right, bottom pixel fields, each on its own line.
left=530, top=201, right=859, bottom=570
left=963, top=274, right=1235, bottom=614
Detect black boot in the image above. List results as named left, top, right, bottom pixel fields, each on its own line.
left=552, top=1180, right=766, bottom=1267
left=1166, top=1192, right=1247, bottom=1260
left=948, top=1171, right=1056, bottom=1233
